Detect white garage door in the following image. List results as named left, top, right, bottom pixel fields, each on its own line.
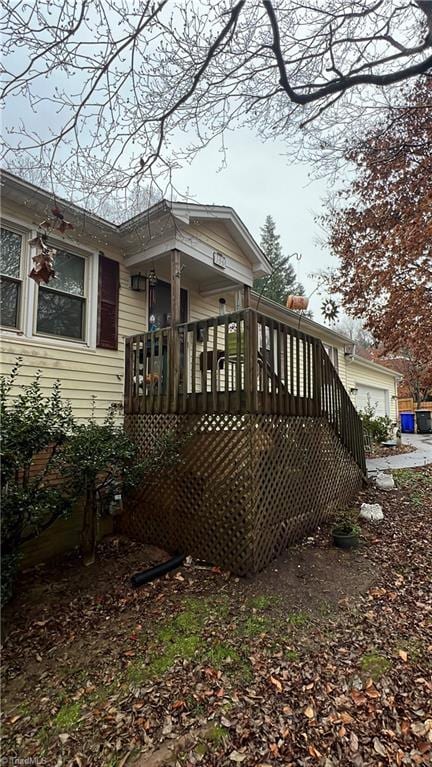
left=356, top=384, right=388, bottom=417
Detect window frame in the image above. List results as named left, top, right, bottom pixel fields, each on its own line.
left=0, top=222, right=28, bottom=332
left=0, top=214, right=100, bottom=349
left=323, top=343, right=339, bottom=372
left=34, top=245, right=88, bottom=343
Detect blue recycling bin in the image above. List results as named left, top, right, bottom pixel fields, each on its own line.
left=400, top=412, right=415, bottom=434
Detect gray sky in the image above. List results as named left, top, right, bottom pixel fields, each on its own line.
left=174, top=127, right=338, bottom=319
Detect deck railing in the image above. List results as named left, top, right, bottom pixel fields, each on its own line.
left=125, top=308, right=365, bottom=473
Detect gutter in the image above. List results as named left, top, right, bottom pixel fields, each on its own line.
left=349, top=354, right=402, bottom=379
left=251, top=292, right=354, bottom=345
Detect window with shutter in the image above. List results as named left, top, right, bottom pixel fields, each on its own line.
left=97, top=255, right=119, bottom=350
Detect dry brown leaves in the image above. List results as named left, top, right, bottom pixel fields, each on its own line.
left=1, top=467, right=431, bottom=766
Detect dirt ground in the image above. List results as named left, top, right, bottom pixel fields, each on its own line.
left=1, top=466, right=431, bottom=766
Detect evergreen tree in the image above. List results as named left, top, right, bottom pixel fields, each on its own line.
left=254, top=215, right=305, bottom=305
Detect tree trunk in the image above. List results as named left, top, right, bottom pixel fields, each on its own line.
left=80, top=483, right=98, bottom=566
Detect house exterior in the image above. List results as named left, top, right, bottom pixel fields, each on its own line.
left=1, top=171, right=403, bottom=572
left=0, top=171, right=399, bottom=422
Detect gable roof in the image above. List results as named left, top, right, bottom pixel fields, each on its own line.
left=1, top=170, right=270, bottom=274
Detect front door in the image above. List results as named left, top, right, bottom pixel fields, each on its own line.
left=148, top=279, right=188, bottom=330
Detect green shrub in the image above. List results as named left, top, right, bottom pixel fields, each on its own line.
left=57, top=401, right=187, bottom=565
left=331, top=509, right=360, bottom=536
left=0, top=360, right=76, bottom=604
left=1, top=361, right=187, bottom=599
left=57, top=403, right=144, bottom=565
left=359, top=398, right=392, bottom=444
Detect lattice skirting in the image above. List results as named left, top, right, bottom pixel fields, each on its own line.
left=118, top=414, right=363, bottom=575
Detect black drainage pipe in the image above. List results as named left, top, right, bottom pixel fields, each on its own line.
left=131, top=553, right=185, bottom=588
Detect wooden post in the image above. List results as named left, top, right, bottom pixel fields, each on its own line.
left=170, top=249, right=181, bottom=411
left=170, top=249, right=181, bottom=327
left=243, top=284, right=251, bottom=309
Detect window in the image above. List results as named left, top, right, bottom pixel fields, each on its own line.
left=323, top=343, right=339, bottom=372
left=0, top=227, right=23, bottom=328
left=36, top=249, right=86, bottom=340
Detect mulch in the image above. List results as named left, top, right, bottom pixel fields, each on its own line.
left=1, top=466, right=431, bottom=766
left=365, top=443, right=416, bottom=459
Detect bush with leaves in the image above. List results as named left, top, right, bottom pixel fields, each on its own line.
left=57, top=403, right=186, bottom=565
left=0, top=360, right=76, bottom=604
left=359, top=398, right=393, bottom=445
left=1, top=360, right=187, bottom=600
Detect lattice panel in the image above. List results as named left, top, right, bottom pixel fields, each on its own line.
left=119, top=414, right=362, bottom=575
left=251, top=416, right=362, bottom=572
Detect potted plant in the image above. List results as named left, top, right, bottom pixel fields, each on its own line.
left=332, top=510, right=361, bottom=549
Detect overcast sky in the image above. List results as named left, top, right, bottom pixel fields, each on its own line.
left=174, top=127, right=338, bottom=319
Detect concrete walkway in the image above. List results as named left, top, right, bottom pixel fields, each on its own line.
left=366, top=433, right=432, bottom=475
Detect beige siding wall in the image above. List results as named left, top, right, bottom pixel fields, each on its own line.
left=1, top=203, right=146, bottom=421
left=187, top=220, right=250, bottom=268
left=1, top=201, right=244, bottom=420
left=346, top=360, right=398, bottom=421
left=1, top=200, right=397, bottom=422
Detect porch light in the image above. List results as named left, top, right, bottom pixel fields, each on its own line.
left=130, top=272, right=146, bottom=292
left=350, top=387, right=358, bottom=395
left=148, top=268, right=158, bottom=287
left=219, top=298, right=226, bottom=316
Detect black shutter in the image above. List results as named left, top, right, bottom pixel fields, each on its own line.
left=97, top=255, right=119, bottom=350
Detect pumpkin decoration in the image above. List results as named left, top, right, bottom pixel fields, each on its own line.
left=286, top=294, right=309, bottom=311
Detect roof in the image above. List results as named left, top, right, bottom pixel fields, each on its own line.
left=253, top=294, right=401, bottom=379
left=252, top=293, right=355, bottom=344
left=0, top=170, right=270, bottom=275
left=350, top=354, right=402, bottom=379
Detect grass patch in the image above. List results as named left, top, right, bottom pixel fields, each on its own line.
left=395, top=638, right=426, bottom=664
left=394, top=468, right=432, bottom=503
left=128, top=599, right=221, bottom=685
left=89, top=680, right=119, bottom=706
left=207, top=642, right=241, bottom=667
left=360, top=652, right=391, bottom=680
left=192, top=725, right=229, bottom=760
left=128, top=632, right=202, bottom=684
left=285, top=649, right=300, bottom=662
left=206, top=641, right=252, bottom=682
left=53, top=701, right=82, bottom=731
left=286, top=611, right=309, bottom=627
left=237, top=615, right=271, bottom=637
left=246, top=595, right=281, bottom=611
left=207, top=724, right=229, bottom=744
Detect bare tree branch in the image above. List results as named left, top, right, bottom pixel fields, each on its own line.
left=1, top=0, right=431, bottom=202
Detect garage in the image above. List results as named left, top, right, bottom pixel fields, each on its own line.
left=356, top=384, right=389, bottom=417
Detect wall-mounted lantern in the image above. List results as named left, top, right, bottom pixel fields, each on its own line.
left=350, top=387, right=358, bottom=395
left=130, top=267, right=158, bottom=292
left=130, top=272, right=146, bottom=292
left=148, top=268, right=158, bottom=287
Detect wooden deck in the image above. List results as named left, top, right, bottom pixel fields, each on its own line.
left=125, top=308, right=366, bottom=473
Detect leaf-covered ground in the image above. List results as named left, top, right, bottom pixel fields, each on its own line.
left=365, top=443, right=416, bottom=459
left=2, top=466, right=431, bottom=766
